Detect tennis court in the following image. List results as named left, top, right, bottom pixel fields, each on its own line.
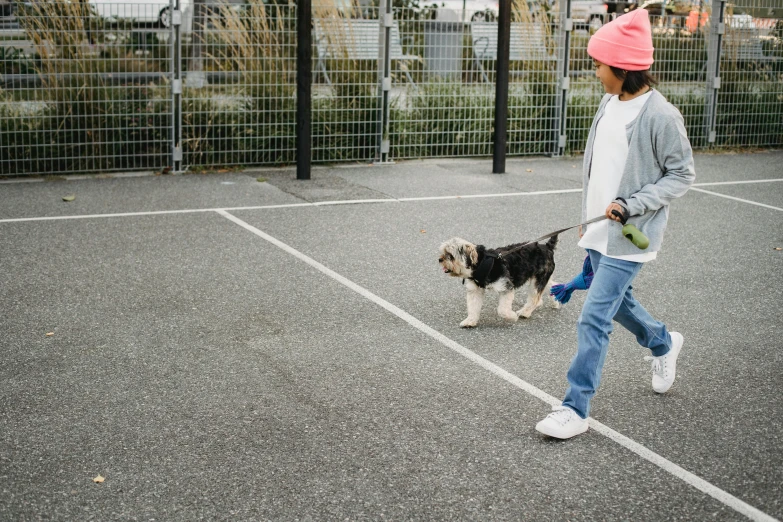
left=1, top=151, right=781, bottom=521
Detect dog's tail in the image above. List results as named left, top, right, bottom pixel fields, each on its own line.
left=546, top=234, right=559, bottom=250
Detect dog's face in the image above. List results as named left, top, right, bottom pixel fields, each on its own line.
left=438, top=237, right=478, bottom=278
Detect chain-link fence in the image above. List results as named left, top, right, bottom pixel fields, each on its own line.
left=1, top=0, right=781, bottom=176
left=0, top=1, right=173, bottom=175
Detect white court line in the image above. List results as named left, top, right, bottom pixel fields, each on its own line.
left=694, top=179, right=783, bottom=187
left=0, top=203, right=312, bottom=224
left=0, top=178, right=44, bottom=184
left=398, top=188, right=582, bottom=201
left=690, top=188, right=783, bottom=212
left=0, top=189, right=583, bottom=224
left=216, top=208, right=778, bottom=522
left=1, top=181, right=781, bottom=224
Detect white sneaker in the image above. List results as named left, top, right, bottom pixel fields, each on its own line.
left=535, top=405, right=589, bottom=439
left=645, top=331, right=683, bottom=394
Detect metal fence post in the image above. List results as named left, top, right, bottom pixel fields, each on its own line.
left=375, top=0, right=393, bottom=164
left=553, top=0, right=572, bottom=157
left=297, top=0, right=312, bottom=180
left=704, top=0, right=726, bottom=147
left=170, top=0, right=183, bottom=173
left=492, top=0, right=511, bottom=174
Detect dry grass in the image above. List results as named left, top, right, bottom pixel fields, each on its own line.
left=206, top=1, right=292, bottom=80
left=18, top=0, right=104, bottom=90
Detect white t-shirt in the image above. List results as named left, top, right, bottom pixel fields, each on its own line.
left=579, top=91, right=656, bottom=263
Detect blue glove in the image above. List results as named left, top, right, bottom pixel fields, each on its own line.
left=550, top=255, right=594, bottom=304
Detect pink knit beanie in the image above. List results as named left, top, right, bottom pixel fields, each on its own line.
left=587, top=9, right=654, bottom=71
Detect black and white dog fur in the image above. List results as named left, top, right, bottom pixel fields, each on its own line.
left=438, top=236, right=560, bottom=327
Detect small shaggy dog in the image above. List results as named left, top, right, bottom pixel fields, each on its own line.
left=438, top=236, right=560, bottom=327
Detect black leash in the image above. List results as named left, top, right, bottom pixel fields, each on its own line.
left=497, top=214, right=611, bottom=258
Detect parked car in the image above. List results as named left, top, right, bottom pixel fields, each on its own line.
left=604, top=0, right=631, bottom=15
left=89, top=0, right=192, bottom=27
left=638, top=0, right=694, bottom=16
left=725, top=5, right=755, bottom=29
left=570, top=0, right=608, bottom=31
left=525, top=1, right=607, bottom=31
left=530, top=0, right=628, bottom=22
left=424, top=0, right=499, bottom=22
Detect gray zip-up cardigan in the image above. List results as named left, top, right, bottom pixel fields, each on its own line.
left=582, top=89, right=696, bottom=256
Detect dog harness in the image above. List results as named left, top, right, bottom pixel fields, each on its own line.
left=468, top=250, right=500, bottom=288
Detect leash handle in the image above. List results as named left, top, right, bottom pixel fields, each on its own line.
left=610, top=209, right=628, bottom=225
left=610, top=208, right=649, bottom=249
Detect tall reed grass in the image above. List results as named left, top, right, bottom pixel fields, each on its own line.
left=0, top=0, right=169, bottom=174
left=183, top=0, right=297, bottom=165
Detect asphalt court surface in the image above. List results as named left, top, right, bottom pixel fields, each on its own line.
left=1, top=151, right=782, bottom=520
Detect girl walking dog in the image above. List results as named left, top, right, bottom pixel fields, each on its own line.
left=536, top=9, right=695, bottom=439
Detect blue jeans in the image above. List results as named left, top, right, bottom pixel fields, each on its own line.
left=562, top=249, right=672, bottom=419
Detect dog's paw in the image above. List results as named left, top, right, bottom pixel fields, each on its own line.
left=550, top=299, right=561, bottom=310
left=517, top=306, right=535, bottom=319
left=499, top=311, right=518, bottom=323
left=460, top=318, right=478, bottom=328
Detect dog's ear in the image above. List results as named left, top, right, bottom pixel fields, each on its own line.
left=462, top=244, right=479, bottom=266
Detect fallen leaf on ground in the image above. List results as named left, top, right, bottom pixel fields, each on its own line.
left=62, top=195, right=75, bottom=202
left=257, top=177, right=267, bottom=183
left=46, top=332, right=54, bottom=336
left=420, top=230, right=426, bottom=234
left=775, top=247, right=782, bottom=251
left=526, top=169, right=533, bottom=172
left=93, top=475, right=104, bottom=484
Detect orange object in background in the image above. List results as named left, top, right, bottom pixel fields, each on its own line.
left=686, top=10, right=709, bottom=32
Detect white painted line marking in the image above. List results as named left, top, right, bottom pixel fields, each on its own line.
left=691, top=188, right=783, bottom=212
left=694, top=179, right=783, bottom=187
left=0, top=189, right=583, bottom=223
left=216, top=209, right=778, bottom=522
left=0, top=204, right=312, bottom=224
left=0, top=208, right=216, bottom=223
left=0, top=178, right=45, bottom=184
left=589, top=419, right=778, bottom=522
left=2, top=180, right=781, bottom=224
left=398, top=189, right=583, bottom=201
left=312, top=198, right=397, bottom=206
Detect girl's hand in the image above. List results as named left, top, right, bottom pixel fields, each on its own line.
left=578, top=225, right=583, bottom=238
left=606, top=203, right=626, bottom=223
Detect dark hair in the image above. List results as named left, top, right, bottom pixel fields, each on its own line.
left=610, top=67, right=658, bottom=95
